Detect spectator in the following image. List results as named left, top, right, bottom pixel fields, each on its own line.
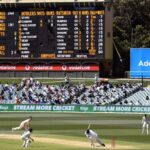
left=94, top=74, right=98, bottom=84
left=64, top=74, right=70, bottom=84
left=146, top=96, right=149, bottom=100
left=0, top=78, right=142, bottom=105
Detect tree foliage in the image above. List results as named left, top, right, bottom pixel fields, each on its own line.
left=113, top=0, right=150, bottom=74
left=113, top=0, right=150, bottom=51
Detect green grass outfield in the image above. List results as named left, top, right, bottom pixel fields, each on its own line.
left=0, top=112, right=150, bottom=150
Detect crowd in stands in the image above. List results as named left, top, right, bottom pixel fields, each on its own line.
left=0, top=77, right=142, bottom=105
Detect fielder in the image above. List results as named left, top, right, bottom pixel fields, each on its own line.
left=21, top=128, right=34, bottom=148
left=85, top=124, right=105, bottom=147
left=142, top=114, right=149, bottom=134
left=12, top=116, right=32, bottom=131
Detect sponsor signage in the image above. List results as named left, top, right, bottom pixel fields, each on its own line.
left=130, top=48, right=150, bottom=78
left=0, top=65, right=99, bottom=71
left=1, top=104, right=150, bottom=113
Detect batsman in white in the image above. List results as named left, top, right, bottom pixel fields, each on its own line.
left=12, top=116, right=32, bottom=131
left=85, top=124, right=105, bottom=147
left=142, top=114, right=149, bottom=134
left=21, top=128, right=34, bottom=148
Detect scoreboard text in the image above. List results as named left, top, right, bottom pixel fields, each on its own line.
left=0, top=3, right=105, bottom=59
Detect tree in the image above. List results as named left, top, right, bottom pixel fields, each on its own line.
left=113, top=0, right=150, bottom=76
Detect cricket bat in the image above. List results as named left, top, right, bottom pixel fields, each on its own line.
left=87, top=123, right=91, bottom=129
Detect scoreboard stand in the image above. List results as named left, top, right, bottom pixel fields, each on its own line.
left=0, top=1, right=113, bottom=78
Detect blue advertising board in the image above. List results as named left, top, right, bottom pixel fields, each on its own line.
left=130, top=48, right=150, bottom=78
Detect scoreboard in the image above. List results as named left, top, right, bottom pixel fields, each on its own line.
left=0, top=3, right=105, bottom=59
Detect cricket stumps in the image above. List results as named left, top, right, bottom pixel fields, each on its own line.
left=111, top=136, right=115, bottom=148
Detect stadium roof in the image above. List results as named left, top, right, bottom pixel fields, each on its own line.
left=0, top=0, right=105, bottom=3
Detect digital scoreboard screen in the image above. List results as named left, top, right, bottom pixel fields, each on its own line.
left=0, top=3, right=105, bottom=59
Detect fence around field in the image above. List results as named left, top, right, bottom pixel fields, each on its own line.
left=125, top=71, right=150, bottom=79
left=1, top=104, right=150, bottom=113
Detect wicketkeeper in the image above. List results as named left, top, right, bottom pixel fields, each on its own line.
left=21, top=128, right=34, bottom=148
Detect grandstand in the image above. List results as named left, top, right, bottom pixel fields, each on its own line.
left=0, top=0, right=149, bottom=108
left=116, top=88, right=150, bottom=106
left=0, top=1, right=150, bottom=150
left=0, top=0, right=113, bottom=78
left=0, top=78, right=146, bottom=106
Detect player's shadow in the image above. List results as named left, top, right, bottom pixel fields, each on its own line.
left=94, top=145, right=106, bottom=148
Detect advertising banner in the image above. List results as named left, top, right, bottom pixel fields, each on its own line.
left=0, top=65, right=99, bottom=71
left=1, top=104, right=150, bottom=113
left=130, top=48, right=150, bottom=78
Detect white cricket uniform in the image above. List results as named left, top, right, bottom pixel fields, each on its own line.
left=21, top=130, right=32, bottom=148
left=94, top=75, right=98, bottom=84
left=142, top=116, right=149, bottom=134
left=65, top=76, right=69, bottom=83
left=21, top=130, right=31, bottom=140
left=12, top=118, right=30, bottom=131
left=85, top=129, right=104, bottom=146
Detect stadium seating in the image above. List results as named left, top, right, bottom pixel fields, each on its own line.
left=116, top=88, right=150, bottom=106
left=0, top=78, right=145, bottom=105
